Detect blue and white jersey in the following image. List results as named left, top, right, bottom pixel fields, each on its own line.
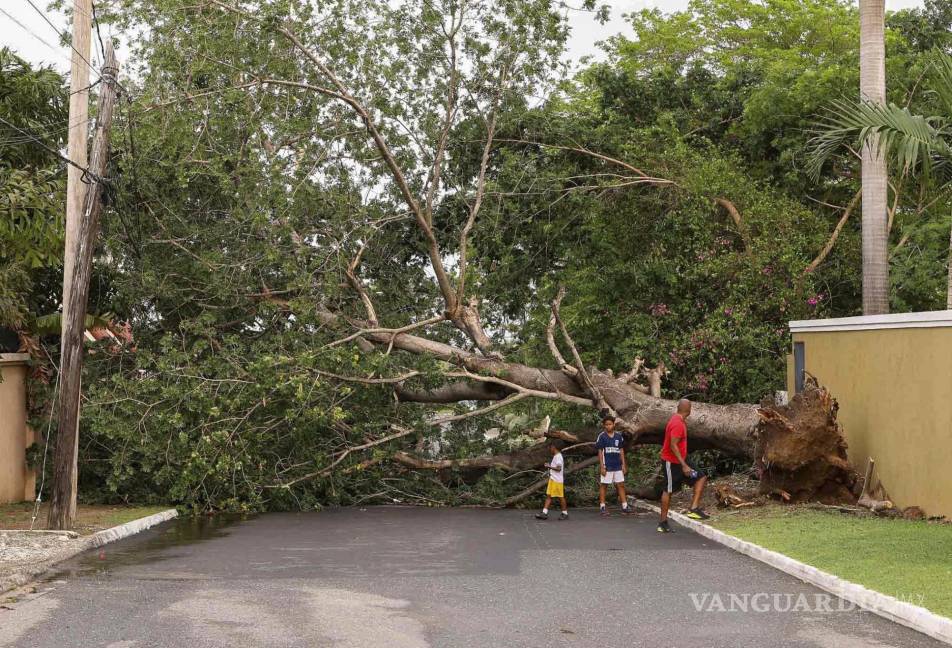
left=596, top=432, right=624, bottom=471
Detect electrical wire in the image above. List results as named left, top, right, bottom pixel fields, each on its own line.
left=90, top=0, right=106, bottom=61
left=0, top=114, right=110, bottom=184
left=0, top=6, right=63, bottom=56
left=29, top=369, right=60, bottom=530
left=22, top=0, right=99, bottom=75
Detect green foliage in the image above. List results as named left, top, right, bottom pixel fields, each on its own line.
left=27, top=0, right=951, bottom=511
left=68, top=0, right=572, bottom=510
left=0, top=48, right=67, bottom=328
left=808, top=48, right=952, bottom=312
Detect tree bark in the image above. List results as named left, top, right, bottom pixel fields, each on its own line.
left=48, top=44, right=119, bottom=530
left=860, top=0, right=890, bottom=315
left=317, top=308, right=854, bottom=504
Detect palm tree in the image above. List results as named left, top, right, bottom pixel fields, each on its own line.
left=808, top=51, right=952, bottom=310
left=859, top=0, right=890, bottom=315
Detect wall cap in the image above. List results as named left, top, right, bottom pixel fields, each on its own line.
left=790, top=310, right=952, bottom=333
left=0, top=353, right=31, bottom=366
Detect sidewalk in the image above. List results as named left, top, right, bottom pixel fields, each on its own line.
left=0, top=508, right=177, bottom=594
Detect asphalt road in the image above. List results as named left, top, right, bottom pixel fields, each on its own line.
left=0, top=507, right=944, bottom=648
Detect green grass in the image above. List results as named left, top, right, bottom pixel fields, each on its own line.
left=0, top=503, right=171, bottom=535
left=712, top=507, right=952, bottom=618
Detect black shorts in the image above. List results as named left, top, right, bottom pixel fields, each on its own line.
left=662, top=461, right=704, bottom=493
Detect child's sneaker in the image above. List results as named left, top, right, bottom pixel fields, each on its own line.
left=535, top=512, right=549, bottom=520
left=620, top=507, right=633, bottom=516
left=599, top=507, right=609, bottom=517
left=657, top=520, right=673, bottom=533
left=558, top=512, right=569, bottom=521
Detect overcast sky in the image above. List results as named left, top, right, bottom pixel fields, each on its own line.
left=1, top=0, right=929, bottom=74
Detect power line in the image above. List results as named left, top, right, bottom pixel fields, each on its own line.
left=90, top=0, right=106, bottom=61
left=0, top=114, right=110, bottom=184
left=0, top=114, right=96, bottom=148
left=22, top=0, right=98, bottom=75
left=0, top=6, right=63, bottom=56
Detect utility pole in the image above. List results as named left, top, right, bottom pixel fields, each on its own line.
left=51, top=0, right=92, bottom=528
left=64, top=0, right=92, bottom=319
left=48, top=43, right=119, bottom=530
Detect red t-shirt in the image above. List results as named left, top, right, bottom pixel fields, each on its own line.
left=661, top=414, right=688, bottom=463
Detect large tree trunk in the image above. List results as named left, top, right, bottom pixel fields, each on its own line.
left=317, top=311, right=856, bottom=505
left=860, top=0, right=889, bottom=315
left=393, top=372, right=855, bottom=504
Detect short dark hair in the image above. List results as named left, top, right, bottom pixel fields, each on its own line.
left=601, top=413, right=615, bottom=423
left=548, top=440, right=560, bottom=450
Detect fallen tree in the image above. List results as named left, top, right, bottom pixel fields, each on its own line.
left=396, top=379, right=856, bottom=504
left=134, top=0, right=860, bottom=507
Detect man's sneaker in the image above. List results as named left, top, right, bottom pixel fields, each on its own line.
left=657, top=520, right=673, bottom=533
left=685, top=508, right=710, bottom=520
left=558, top=512, right=569, bottom=521
left=535, top=512, right=549, bottom=520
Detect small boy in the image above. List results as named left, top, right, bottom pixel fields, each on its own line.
left=596, top=414, right=630, bottom=516
left=535, top=442, right=568, bottom=520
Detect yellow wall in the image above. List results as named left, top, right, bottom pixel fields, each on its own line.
left=0, top=354, right=35, bottom=503
left=789, top=327, right=952, bottom=518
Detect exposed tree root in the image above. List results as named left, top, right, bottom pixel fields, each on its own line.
left=754, top=377, right=857, bottom=504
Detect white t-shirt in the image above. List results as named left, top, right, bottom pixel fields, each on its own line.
left=549, top=452, right=564, bottom=483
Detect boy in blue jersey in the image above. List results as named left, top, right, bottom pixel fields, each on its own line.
left=595, top=414, right=630, bottom=516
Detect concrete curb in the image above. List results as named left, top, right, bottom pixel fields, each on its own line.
left=86, top=508, right=178, bottom=548
left=1, top=508, right=178, bottom=594
left=634, top=500, right=952, bottom=646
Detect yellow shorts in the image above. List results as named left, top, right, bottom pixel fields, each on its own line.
left=545, top=480, right=564, bottom=498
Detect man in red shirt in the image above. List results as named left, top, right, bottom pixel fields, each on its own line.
left=658, top=398, right=710, bottom=533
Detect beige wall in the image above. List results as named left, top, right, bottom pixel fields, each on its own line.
left=0, top=354, right=35, bottom=504
left=788, top=325, right=952, bottom=518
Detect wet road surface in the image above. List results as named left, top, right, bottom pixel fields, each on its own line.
left=0, top=507, right=944, bottom=647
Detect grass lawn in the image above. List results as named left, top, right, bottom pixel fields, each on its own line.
left=711, top=506, right=952, bottom=619
left=0, top=502, right=170, bottom=535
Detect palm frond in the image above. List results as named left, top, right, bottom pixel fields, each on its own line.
left=806, top=98, right=952, bottom=180
left=927, top=50, right=952, bottom=118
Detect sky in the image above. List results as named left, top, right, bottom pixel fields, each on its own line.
left=1, top=0, right=930, bottom=75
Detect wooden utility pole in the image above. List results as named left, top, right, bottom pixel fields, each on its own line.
left=50, top=0, right=92, bottom=529
left=64, top=0, right=92, bottom=319
left=48, top=43, right=119, bottom=530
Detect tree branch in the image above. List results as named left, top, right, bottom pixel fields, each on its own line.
left=804, top=188, right=862, bottom=275
left=714, top=198, right=751, bottom=248
left=547, top=287, right=577, bottom=375
left=208, top=0, right=460, bottom=315
left=395, top=380, right=512, bottom=403
left=501, top=139, right=748, bottom=246
left=444, top=370, right=595, bottom=408
left=316, top=370, right=421, bottom=384
left=424, top=7, right=463, bottom=225
left=456, top=65, right=506, bottom=307
left=431, top=392, right=528, bottom=424
left=323, top=315, right=445, bottom=350
left=345, top=240, right=379, bottom=326
left=272, top=425, right=415, bottom=488
left=502, top=456, right=600, bottom=506
left=551, top=287, right=610, bottom=412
